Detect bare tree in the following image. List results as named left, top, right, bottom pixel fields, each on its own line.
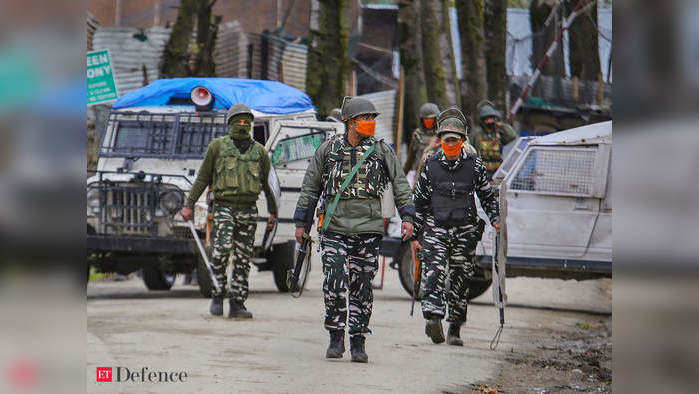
left=398, top=0, right=427, bottom=137
left=306, top=0, right=350, bottom=118
left=160, top=0, right=220, bottom=77
left=565, top=0, right=600, bottom=81
left=484, top=0, right=508, bottom=110
left=456, top=0, right=488, bottom=115
left=192, top=1, right=221, bottom=76
left=530, top=0, right=564, bottom=78
left=421, top=0, right=460, bottom=108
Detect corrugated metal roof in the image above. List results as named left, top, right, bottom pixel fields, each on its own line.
left=281, top=44, right=307, bottom=91
left=214, top=21, right=247, bottom=78
left=92, top=26, right=172, bottom=97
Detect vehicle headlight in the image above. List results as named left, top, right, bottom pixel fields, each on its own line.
left=159, top=190, right=183, bottom=215
left=87, top=188, right=101, bottom=214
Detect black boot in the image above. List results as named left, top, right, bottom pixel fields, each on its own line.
left=447, top=323, right=463, bottom=346
left=228, top=300, right=253, bottom=319
left=209, top=296, right=223, bottom=316
left=425, top=319, right=445, bottom=344
left=350, top=335, right=368, bottom=363
left=325, top=330, right=345, bottom=359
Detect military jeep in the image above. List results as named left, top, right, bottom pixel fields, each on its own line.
left=87, top=78, right=343, bottom=294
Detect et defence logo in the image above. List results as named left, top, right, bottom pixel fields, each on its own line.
left=96, top=367, right=187, bottom=383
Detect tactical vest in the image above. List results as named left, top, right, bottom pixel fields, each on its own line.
left=473, top=129, right=502, bottom=174
left=212, top=137, right=263, bottom=196
left=324, top=135, right=388, bottom=199
left=426, top=155, right=477, bottom=227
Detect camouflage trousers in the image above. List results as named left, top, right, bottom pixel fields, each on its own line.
left=320, top=231, right=381, bottom=336
left=419, top=221, right=482, bottom=324
left=210, top=205, right=257, bottom=300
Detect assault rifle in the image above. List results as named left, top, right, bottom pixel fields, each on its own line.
left=409, top=243, right=421, bottom=316
left=287, top=197, right=319, bottom=296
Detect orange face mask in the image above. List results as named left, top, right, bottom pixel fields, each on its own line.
left=355, top=120, right=376, bottom=136
left=442, top=140, right=463, bottom=156
left=422, top=117, right=435, bottom=130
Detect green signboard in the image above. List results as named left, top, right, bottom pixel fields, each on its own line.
left=87, top=49, right=118, bottom=105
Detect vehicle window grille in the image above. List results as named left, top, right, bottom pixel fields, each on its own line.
left=494, top=137, right=534, bottom=182
left=176, top=114, right=227, bottom=156
left=101, top=112, right=227, bottom=158
left=510, top=147, right=597, bottom=197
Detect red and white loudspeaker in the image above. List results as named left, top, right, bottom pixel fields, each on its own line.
left=190, top=86, right=214, bottom=111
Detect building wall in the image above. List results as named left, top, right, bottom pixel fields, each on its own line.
left=88, top=0, right=116, bottom=27
left=88, top=0, right=311, bottom=36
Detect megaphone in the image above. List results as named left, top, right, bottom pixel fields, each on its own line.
left=190, top=86, right=214, bottom=111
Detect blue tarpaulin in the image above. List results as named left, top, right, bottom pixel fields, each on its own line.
left=112, top=78, right=315, bottom=114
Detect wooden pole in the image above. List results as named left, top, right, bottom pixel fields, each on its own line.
left=507, top=0, right=593, bottom=123
left=395, top=66, right=406, bottom=158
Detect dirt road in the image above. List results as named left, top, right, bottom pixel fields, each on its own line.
left=87, top=257, right=611, bottom=393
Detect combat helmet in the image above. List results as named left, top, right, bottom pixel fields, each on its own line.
left=418, top=102, right=439, bottom=119
left=436, top=107, right=471, bottom=139
left=225, top=103, right=254, bottom=124
left=476, top=100, right=501, bottom=120
left=340, top=96, right=379, bottom=121
left=326, top=108, right=342, bottom=122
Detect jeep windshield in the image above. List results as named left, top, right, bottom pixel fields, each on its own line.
left=100, top=112, right=228, bottom=159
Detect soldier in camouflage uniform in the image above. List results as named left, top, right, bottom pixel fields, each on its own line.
left=415, top=126, right=478, bottom=177
left=469, top=100, right=518, bottom=178
left=294, top=97, right=415, bottom=363
left=411, top=107, right=500, bottom=346
left=181, top=103, right=278, bottom=319
left=403, top=103, right=439, bottom=185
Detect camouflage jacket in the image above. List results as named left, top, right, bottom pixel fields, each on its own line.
left=186, top=137, right=278, bottom=215
left=413, top=149, right=499, bottom=235
left=403, top=128, right=436, bottom=173
left=294, top=134, right=415, bottom=235
left=469, top=123, right=518, bottom=176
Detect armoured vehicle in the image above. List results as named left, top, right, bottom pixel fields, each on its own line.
left=87, top=78, right=343, bottom=294
left=394, top=121, right=613, bottom=298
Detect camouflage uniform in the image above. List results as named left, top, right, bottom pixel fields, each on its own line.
left=295, top=133, right=414, bottom=336
left=469, top=101, right=518, bottom=178
left=404, top=127, right=437, bottom=174
left=210, top=205, right=257, bottom=301
left=413, top=109, right=503, bottom=346
left=186, top=105, right=278, bottom=301
left=403, top=102, right=439, bottom=174
left=413, top=140, right=499, bottom=326
left=294, top=134, right=414, bottom=334
left=320, top=231, right=382, bottom=335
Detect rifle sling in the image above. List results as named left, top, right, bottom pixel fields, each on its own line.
left=322, top=143, right=376, bottom=232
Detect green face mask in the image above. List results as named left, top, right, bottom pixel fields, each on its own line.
left=228, top=114, right=252, bottom=140
left=229, top=123, right=251, bottom=140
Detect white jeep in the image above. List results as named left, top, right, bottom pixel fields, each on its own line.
left=394, top=121, right=613, bottom=299
left=87, top=80, right=343, bottom=295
